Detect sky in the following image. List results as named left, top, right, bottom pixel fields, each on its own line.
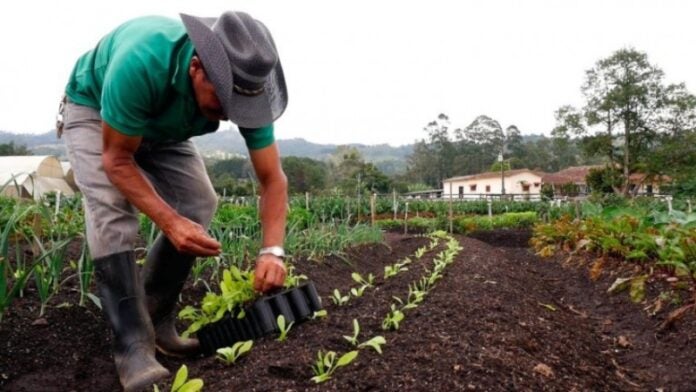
left=1, top=0, right=695, bottom=146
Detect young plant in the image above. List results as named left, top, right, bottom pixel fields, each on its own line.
left=351, top=272, right=374, bottom=288
left=330, top=288, right=350, bottom=306
left=381, top=304, right=405, bottom=331
left=310, top=350, right=359, bottom=384
left=276, top=315, right=294, bottom=342
left=311, top=309, right=328, bottom=319
left=343, top=319, right=360, bottom=346
left=384, top=263, right=407, bottom=279
left=284, top=264, right=308, bottom=288
left=414, top=246, right=427, bottom=259
left=216, top=340, right=253, bottom=365
left=350, top=286, right=366, bottom=298
left=358, top=336, right=387, bottom=354
left=153, top=365, right=203, bottom=392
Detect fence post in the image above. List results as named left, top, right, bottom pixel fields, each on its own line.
left=448, top=183, right=453, bottom=234
left=687, top=199, right=692, bottom=214
left=393, top=189, right=397, bottom=220
left=666, top=196, right=673, bottom=214
left=487, top=197, right=492, bottom=219
left=404, top=202, right=409, bottom=234
left=370, top=193, right=376, bottom=226
left=305, top=192, right=309, bottom=210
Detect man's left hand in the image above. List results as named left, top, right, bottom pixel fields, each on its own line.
left=253, top=254, right=287, bottom=293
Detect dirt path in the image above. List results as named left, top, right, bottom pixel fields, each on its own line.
left=1, top=231, right=693, bottom=391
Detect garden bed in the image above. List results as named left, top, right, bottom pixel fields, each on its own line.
left=1, top=231, right=695, bottom=390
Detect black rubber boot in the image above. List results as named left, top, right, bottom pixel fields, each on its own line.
left=142, top=235, right=200, bottom=357
left=94, top=251, right=169, bottom=392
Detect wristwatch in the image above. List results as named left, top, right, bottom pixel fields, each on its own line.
left=258, top=246, right=285, bottom=259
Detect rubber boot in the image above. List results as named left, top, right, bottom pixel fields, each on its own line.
left=142, top=235, right=200, bottom=357
left=94, top=251, right=169, bottom=392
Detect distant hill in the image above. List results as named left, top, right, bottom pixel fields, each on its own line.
left=0, top=128, right=415, bottom=174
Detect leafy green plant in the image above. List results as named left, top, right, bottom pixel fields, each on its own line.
left=358, top=336, right=386, bottom=354
left=276, top=315, right=294, bottom=342
left=381, top=304, right=405, bottom=330
left=310, top=350, right=359, bottom=384
left=330, top=289, right=350, bottom=306
left=343, top=319, right=360, bottom=346
left=154, top=365, right=203, bottom=392
left=311, top=309, right=328, bottom=319
left=384, top=263, right=408, bottom=279
left=351, top=272, right=374, bottom=288
left=216, top=340, right=253, bottom=365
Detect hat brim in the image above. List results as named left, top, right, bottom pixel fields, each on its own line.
left=180, top=13, right=288, bottom=128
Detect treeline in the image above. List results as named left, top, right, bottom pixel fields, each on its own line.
left=409, top=48, right=696, bottom=196
left=207, top=146, right=396, bottom=196
left=210, top=47, right=696, bottom=197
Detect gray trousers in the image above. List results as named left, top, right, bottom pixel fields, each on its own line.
left=62, top=102, right=218, bottom=259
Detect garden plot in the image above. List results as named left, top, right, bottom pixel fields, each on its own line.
left=2, top=231, right=696, bottom=391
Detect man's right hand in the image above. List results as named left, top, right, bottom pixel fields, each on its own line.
left=164, top=216, right=221, bottom=256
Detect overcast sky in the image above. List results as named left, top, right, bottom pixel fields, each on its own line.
left=1, top=0, right=695, bottom=146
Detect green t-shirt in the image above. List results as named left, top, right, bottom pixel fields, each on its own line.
left=65, top=15, right=274, bottom=149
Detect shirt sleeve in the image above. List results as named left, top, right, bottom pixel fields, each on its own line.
left=239, top=124, right=275, bottom=150
left=100, top=54, right=153, bottom=136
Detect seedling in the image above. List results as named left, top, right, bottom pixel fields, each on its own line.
left=154, top=365, right=203, bottom=392
left=343, top=319, right=360, bottom=346
left=358, top=336, right=386, bottom=354
left=350, top=286, right=366, bottom=298
left=216, top=340, right=253, bottom=365
left=414, top=246, right=427, bottom=259
left=310, top=350, right=359, bottom=384
left=311, top=309, right=328, bottom=319
left=351, top=272, right=374, bottom=288
left=276, top=315, right=294, bottom=342
left=285, top=265, right=308, bottom=288
left=382, top=304, right=405, bottom=330
left=384, top=264, right=407, bottom=279
left=330, top=289, right=350, bottom=306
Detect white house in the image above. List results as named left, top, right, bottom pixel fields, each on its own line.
left=442, top=169, right=545, bottom=199
left=0, top=155, right=76, bottom=199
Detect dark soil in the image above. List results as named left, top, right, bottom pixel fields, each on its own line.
left=1, top=230, right=695, bottom=391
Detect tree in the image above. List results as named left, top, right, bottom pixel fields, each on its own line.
left=281, top=156, right=328, bottom=194
left=407, top=114, right=456, bottom=187
left=555, top=48, right=696, bottom=195
left=0, top=142, right=31, bottom=156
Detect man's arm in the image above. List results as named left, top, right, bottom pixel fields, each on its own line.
left=101, top=122, right=221, bottom=256
left=248, top=142, right=288, bottom=292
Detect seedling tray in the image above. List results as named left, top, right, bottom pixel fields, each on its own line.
left=197, top=281, right=322, bottom=356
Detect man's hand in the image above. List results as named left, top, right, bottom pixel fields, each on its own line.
left=163, top=215, right=221, bottom=257
left=253, top=254, right=287, bottom=293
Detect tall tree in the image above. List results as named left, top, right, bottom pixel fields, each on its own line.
left=555, top=48, right=696, bottom=195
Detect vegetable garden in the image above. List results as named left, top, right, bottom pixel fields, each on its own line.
left=1, top=194, right=696, bottom=391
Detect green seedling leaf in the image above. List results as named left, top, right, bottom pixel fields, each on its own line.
left=172, top=365, right=188, bottom=391
left=538, top=302, right=557, bottom=312
left=277, top=315, right=294, bottom=342
left=177, top=379, right=204, bottom=392
left=358, top=336, right=386, bottom=354
left=336, top=350, right=359, bottom=367
left=311, top=310, right=327, bottom=319
left=343, top=319, right=360, bottom=346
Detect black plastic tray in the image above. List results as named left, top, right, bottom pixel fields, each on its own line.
left=197, top=281, right=322, bottom=356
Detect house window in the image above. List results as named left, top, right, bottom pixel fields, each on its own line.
left=485, top=185, right=491, bottom=193
left=534, top=182, right=540, bottom=187
left=470, top=184, right=477, bottom=192
left=522, top=184, right=530, bottom=192
left=458, top=186, right=464, bottom=199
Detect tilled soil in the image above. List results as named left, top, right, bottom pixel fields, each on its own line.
left=1, top=230, right=694, bottom=391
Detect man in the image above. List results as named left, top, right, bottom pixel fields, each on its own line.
left=60, top=11, right=288, bottom=391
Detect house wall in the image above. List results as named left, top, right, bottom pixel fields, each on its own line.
left=443, top=172, right=543, bottom=198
